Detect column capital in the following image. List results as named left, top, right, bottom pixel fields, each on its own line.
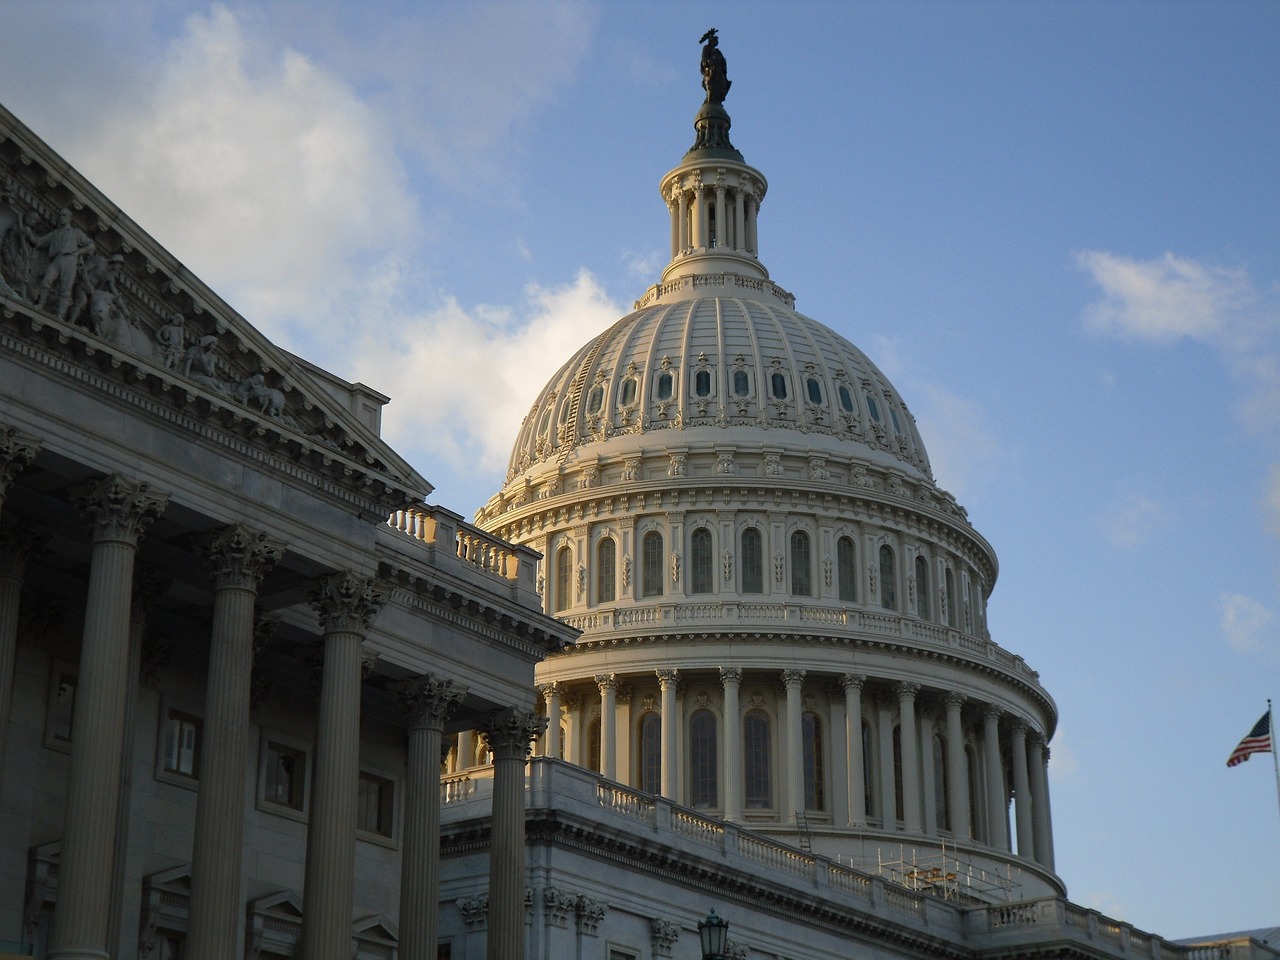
left=0, top=526, right=45, bottom=579
left=781, top=669, right=806, bottom=688
left=719, top=667, right=742, bottom=687
left=74, top=473, right=169, bottom=545
left=395, top=674, right=466, bottom=731
left=200, top=524, right=285, bottom=590
left=538, top=681, right=561, bottom=700
left=1028, top=729, right=1047, bottom=748
left=0, top=426, right=40, bottom=497
left=1009, top=717, right=1029, bottom=736
left=895, top=681, right=921, bottom=701
left=981, top=703, right=1003, bottom=723
left=309, top=571, right=386, bottom=635
left=944, top=690, right=967, bottom=709
left=656, top=668, right=679, bottom=687
left=840, top=673, right=866, bottom=693
left=479, top=708, right=546, bottom=761
left=594, top=673, right=618, bottom=694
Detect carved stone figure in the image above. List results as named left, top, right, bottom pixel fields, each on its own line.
left=32, top=208, right=94, bottom=320
left=1, top=210, right=38, bottom=298
left=182, top=334, right=220, bottom=385
left=154, top=314, right=186, bottom=370
left=68, top=251, right=118, bottom=328
left=699, top=29, right=731, bottom=104
left=235, top=373, right=286, bottom=418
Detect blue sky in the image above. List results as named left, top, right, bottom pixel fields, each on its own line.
left=1, top=0, right=1276, bottom=940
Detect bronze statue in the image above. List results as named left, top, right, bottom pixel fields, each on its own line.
left=700, top=28, right=730, bottom=104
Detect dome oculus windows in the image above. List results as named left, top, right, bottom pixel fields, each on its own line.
left=694, top=369, right=712, bottom=397
left=586, top=384, right=605, bottom=415
left=770, top=372, right=789, bottom=400
left=619, top=377, right=638, bottom=407
left=656, top=372, right=674, bottom=401
left=838, top=384, right=855, bottom=413
left=733, top=370, right=751, bottom=397
left=805, top=377, right=823, bottom=405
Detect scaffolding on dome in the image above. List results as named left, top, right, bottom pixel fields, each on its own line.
left=866, top=843, right=1021, bottom=904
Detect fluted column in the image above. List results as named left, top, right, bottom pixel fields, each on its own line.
left=733, top=189, right=746, bottom=252
left=0, top=529, right=42, bottom=800
left=720, top=668, right=742, bottom=821
left=782, top=670, right=805, bottom=820
left=50, top=475, right=168, bottom=960
left=1030, top=736, right=1055, bottom=870
left=981, top=705, right=1008, bottom=850
left=480, top=709, right=545, bottom=960
left=841, top=674, right=866, bottom=827
left=595, top=674, right=617, bottom=779
left=745, top=194, right=759, bottom=255
left=397, top=675, right=465, bottom=960
left=657, top=669, right=679, bottom=799
left=678, top=190, right=690, bottom=252
left=301, top=572, right=385, bottom=960
left=943, top=693, right=970, bottom=840
left=186, top=526, right=283, bottom=959
left=539, top=682, right=561, bottom=757
left=714, top=183, right=727, bottom=248
left=896, top=683, right=922, bottom=833
left=1010, top=720, right=1034, bottom=858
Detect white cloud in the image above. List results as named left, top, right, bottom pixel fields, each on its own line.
left=349, top=270, right=622, bottom=485
left=1046, top=726, right=1079, bottom=784
left=1091, top=488, right=1166, bottom=548
left=1220, top=593, right=1273, bottom=654
left=1079, top=890, right=1128, bottom=923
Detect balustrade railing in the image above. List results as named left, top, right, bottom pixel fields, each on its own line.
left=596, top=783, right=654, bottom=823
left=738, top=833, right=812, bottom=877
left=386, top=505, right=538, bottom=600
left=671, top=809, right=724, bottom=846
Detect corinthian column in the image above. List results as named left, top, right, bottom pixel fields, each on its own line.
left=841, top=674, right=866, bottom=827
left=981, top=705, right=1008, bottom=850
left=0, top=529, right=42, bottom=800
left=896, top=683, right=922, bottom=833
left=50, top=475, right=168, bottom=960
left=186, top=526, right=283, bottom=959
left=0, top=426, right=40, bottom=518
left=1010, top=720, right=1034, bottom=859
left=943, top=693, right=970, bottom=840
left=657, top=669, right=679, bottom=799
left=782, top=670, right=805, bottom=821
left=479, top=709, right=545, bottom=960
left=720, top=668, right=742, bottom=821
left=397, top=675, right=465, bottom=960
left=1029, top=735, right=1055, bottom=870
left=595, top=674, right=617, bottom=780
left=539, top=682, right=561, bottom=758
left=300, top=572, right=386, bottom=960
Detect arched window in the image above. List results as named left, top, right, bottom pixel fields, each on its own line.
left=892, top=724, right=904, bottom=823
left=862, top=719, right=876, bottom=821
left=741, top=527, right=763, bottom=594
left=554, top=546, right=572, bottom=613
left=933, top=733, right=950, bottom=832
left=963, top=575, right=974, bottom=632
left=596, top=538, right=616, bottom=603
left=802, top=711, right=825, bottom=811
left=945, top=567, right=958, bottom=628
left=694, top=369, right=712, bottom=397
left=915, top=554, right=930, bottom=620
left=638, top=712, right=661, bottom=793
left=744, top=710, right=771, bottom=809
left=690, top=709, right=718, bottom=808
left=790, top=530, right=812, bottom=597
left=690, top=528, right=713, bottom=594
left=587, top=718, right=601, bottom=773
left=865, top=392, right=881, bottom=423
left=641, top=531, right=664, bottom=598
left=837, top=536, right=857, bottom=602
left=879, top=544, right=897, bottom=610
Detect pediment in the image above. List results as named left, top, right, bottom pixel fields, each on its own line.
left=249, top=889, right=305, bottom=919
left=353, top=914, right=398, bottom=943
left=0, top=101, right=430, bottom=513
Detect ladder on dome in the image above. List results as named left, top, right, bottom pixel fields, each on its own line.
left=795, top=811, right=813, bottom=853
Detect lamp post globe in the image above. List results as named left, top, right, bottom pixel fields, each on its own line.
left=698, top=910, right=729, bottom=959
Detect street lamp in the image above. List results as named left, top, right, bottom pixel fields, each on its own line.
left=698, top=909, right=729, bottom=960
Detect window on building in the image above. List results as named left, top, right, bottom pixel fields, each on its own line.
left=967, top=577, right=979, bottom=633
left=892, top=725, right=904, bottom=823
left=620, top=377, right=638, bottom=406
left=357, top=772, right=395, bottom=838
left=690, top=528, right=713, bottom=594
left=945, top=567, right=958, bottom=628
left=554, top=545, right=572, bottom=613
left=694, top=369, right=712, bottom=397
left=741, top=527, right=763, bottom=593
left=587, top=718, right=602, bottom=773
left=771, top=372, right=788, bottom=400
left=587, top=384, right=605, bottom=415
left=837, top=536, right=856, bottom=602
left=744, top=710, right=772, bottom=808
left=933, top=734, right=950, bottom=833
left=161, top=710, right=201, bottom=780
left=790, top=530, right=812, bottom=597
left=262, top=741, right=306, bottom=811
left=708, top=203, right=717, bottom=247
left=656, top=372, right=673, bottom=401
left=733, top=370, right=750, bottom=397
left=641, top=531, right=664, bottom=598
left=596, top=537, right=616, bottom=603
left=879, top=544, right=897, bottom=610
left=865, top=392, right=881, bottom=422
left=802, top=712, right=825, bottom=811
left=806, top=377, right=823, bottom=404
left=915, top=554, right=930, bottom=620
left=689, top=709, right=718, bottom=808
left=437, top=943, right=453, bottom=960
left=838, top=384, right=855, bottom=413
left=638, top=713, right=661, bottom=794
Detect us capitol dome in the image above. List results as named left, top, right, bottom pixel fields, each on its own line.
left=476, top=32, right=1061, bottom=901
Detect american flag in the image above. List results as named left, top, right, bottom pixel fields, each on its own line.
left=1226, top=710, right=1273, bottom=768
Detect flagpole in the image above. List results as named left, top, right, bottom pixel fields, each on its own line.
left=1271, top=699, right=1280, bottom=825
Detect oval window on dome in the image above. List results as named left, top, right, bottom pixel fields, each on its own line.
left=656, top=372, right=673, bottom=401
left=694, top=369, right=711, bottom=397
left=538, top=405, right=554, bottom=435
left=889, top=406, right=902, bottom=433
left=806, top=377, right=823, bottom=405
left=733, top=370, right=750, bottom=397
left=587, top=384, right=605, bottom=415
left=620, top=377, right=638, bottom=406
left=838, top=385, right=855, bottom=413
left=865, top=392, right=881, bottom=422
left=771, top=373, right=789, bottom=400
